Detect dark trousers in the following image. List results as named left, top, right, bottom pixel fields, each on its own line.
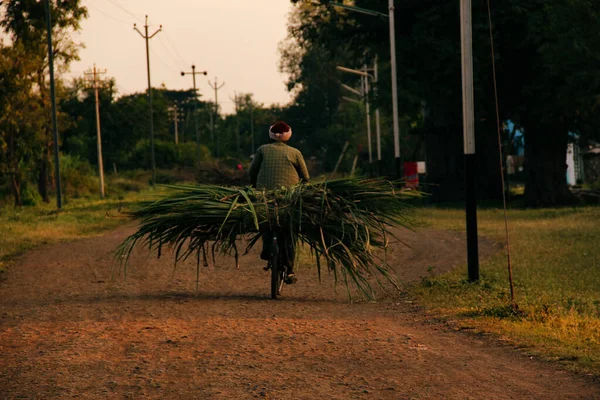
left=261, top=229, right=296, bottom=274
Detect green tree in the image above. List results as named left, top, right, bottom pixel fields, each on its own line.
left=283, top=0, right=600, bottom=205
left=0, top=0, right=88, bottom=202
left=0, top=43, right=44, bottom=205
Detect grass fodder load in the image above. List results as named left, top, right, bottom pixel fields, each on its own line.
left=117, top=177, right=420, bottom=298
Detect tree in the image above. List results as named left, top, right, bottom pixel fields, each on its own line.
left=0, top=0, right=88, bottom=202
left=283, top=0, right=600, bottom=205
left=0, top=42, right=45, bottom=205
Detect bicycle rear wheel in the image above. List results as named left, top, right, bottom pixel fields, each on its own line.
left=270, top=253, right=281, bottom=299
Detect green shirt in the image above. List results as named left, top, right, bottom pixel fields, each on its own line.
left=249, top=141, right=310, bottom=190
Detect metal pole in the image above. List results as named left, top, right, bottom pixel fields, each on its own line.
left=388, top=0, right=401, bottom=179
left=374, top=55, right=382, bottom=175
left=460, top=0, right=480, bottom=281
left=134, top=16, right=161, bottom=187
left=333, top=141, right=350, bottom=175
left=363, top=65, right=373, bottom=176
left=93, top=66, right=105, bottom=198
left=45, top=0, right=62, bottom=209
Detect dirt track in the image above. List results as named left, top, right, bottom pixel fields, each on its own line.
left=1, top=226, right=599, bottom=399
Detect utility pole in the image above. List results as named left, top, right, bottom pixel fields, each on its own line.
left=84, top=65, right=107, bottom=198
left=460, top=0, right=480, bottom=281
left=337, top=65, right=376, bottom=175
left=330, top=1, right=401, bottom=178
left=373, top=55, right=382, bottom=175
left=388, top=0, right=401, bottom=178
left=250, top=101, right=255, bottom=155
left=230, top=92, right=241, bottom=153
left=208, top=77, right=225, bottom=157
left=171, top=106, right=179, bottom=144
left=363, top=64, right=373, bottom=176
left=44, top=0, right=62, bottom=209
left=134, top=15, right=162, bottom=187
left=181, top=65, right=207, bottom=158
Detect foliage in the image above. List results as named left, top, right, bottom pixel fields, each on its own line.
left=0, top=0, right=88, bottom=204
left=281, top=0, right=600, bottom=205
left=59, top=154, right=98, bottom=199
left=117, top=178, right=420, bottom=298
left=0, top=42, right=45, bottom=206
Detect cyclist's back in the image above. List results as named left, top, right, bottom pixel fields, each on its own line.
left=249, top=130, right=309, bottom=190
left=249, top=121, right=309, bottom=284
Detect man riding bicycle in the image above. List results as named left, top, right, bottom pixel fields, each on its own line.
left=249, top=121, right=310, bottom=284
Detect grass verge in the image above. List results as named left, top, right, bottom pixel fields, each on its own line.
left=0, top=189, right=164, bottom=272
left=412, top=205, right=600, bottom=376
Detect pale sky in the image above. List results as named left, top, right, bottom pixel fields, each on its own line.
left=67, top=0, right=295, bottom=114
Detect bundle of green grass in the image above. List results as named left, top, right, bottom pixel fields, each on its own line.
left=116, top=177, right=419, bottom=298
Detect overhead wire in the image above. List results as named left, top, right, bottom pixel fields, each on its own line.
left=486, top=0, right=517, bottom=310
left=163, top=30, right=189, bottom=66
left=87, top=3, right=130, bottom=25
left=106, top=0, right=145, bottom=24
left=149, top=46, right=181, bottom=76
left=156, top=35, right=187, bottom=71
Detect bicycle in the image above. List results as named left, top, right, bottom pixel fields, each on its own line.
left=265, top=230, right=289, bottom=299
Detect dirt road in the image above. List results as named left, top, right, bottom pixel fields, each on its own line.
left=1, top=226, right=598, bottom=399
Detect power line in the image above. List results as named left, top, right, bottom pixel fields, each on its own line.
left=107, top=0, right=144, bottom=23
left=88, top=4, right=130, bottom=25
left=163, top=30, right=188, bottom=66
left=155, top=36, right=185, bottom=71
left=149, top=46, right=180, bottom=75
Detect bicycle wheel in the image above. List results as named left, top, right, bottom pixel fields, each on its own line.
left=270, top=254, right=281, bottom=299
left=270, top=236, right=281, bottom=299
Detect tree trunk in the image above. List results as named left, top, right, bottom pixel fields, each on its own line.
left=524, top=123, right=576, bottom=207
left=7, top=132, right=22, bottom=206
left=11, top=175, right=22, bottom=207
left=38, top=156, right=50, bottom=203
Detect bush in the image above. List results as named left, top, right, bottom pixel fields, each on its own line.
left=129, top=140, right=211, bottom=169
left=106, top=177, right=146, bottom=194
left=20, top=181, right=42, bottom=206
left=178, top=142, right=212, bottom=167
left=60, top=154, right=99, bottom=198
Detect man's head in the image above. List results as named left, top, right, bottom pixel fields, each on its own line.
left=269, top=121, right=292, bottom=142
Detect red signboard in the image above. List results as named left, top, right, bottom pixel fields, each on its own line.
left=404, top=162, right=419, bottom=187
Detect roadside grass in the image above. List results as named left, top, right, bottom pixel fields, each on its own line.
left=413, top=205, right=600, bottom=376
left=0, top=188, right=170, bottom=272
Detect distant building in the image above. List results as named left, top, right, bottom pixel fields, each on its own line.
left=582, top=141, right=600, bottom=184
left=566, top=143, right=585, bottom=186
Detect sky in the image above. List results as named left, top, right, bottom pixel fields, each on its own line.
left=67, top=0, right=295, bottom=114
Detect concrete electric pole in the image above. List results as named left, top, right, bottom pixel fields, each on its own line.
left=181, top=65, right=207, bottom=158
left=84, top=65, right=107, bottom=198
left=208, top=77, right=225, bottom=157
left=134, top=15, right=162, bottom=187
